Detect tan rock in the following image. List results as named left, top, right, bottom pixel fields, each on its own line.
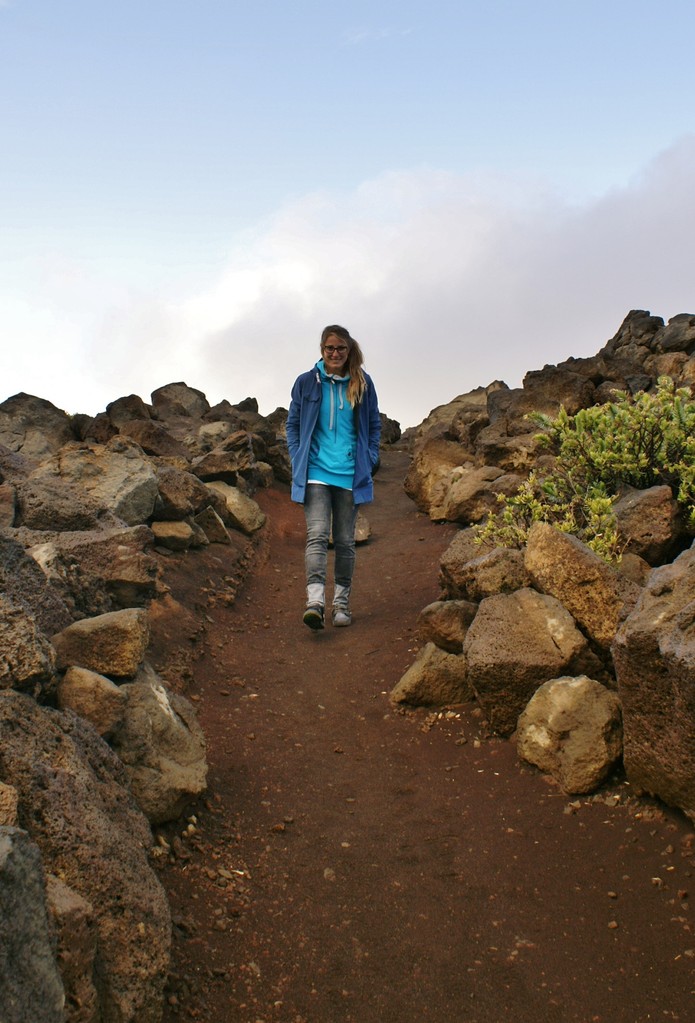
left=57, top=666, right=127, bottom=737
left=517, top=675, right=623, bottom=794
left=150, top=520, right=195, bottom=552
left=52, top=608, right=149, bottom=679
left=205, top=481, right=266, bottom=534
left=525, top=522, right=641, bottom=650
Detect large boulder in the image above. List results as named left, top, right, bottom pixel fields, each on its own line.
left=118, top=419, right=190, bottom=460
left=153, top=464, right=216, bottom=520
left=14, top=476, right=104, bottom=531
left=612, top=543, right=695, bottom=821
left=32, top=437, right=159, bottom=525
left=0, top=393, right=74, bottom=462
left=151, top=382, right=210, bottom=419
left=430, top=465, right=521, bottom=524
left=57, top=666, right=128, bottom=738
left=0, top=692, right=171, bottom=1023
left=0, top=827, right=65, bottom=1023
left=403, top=436, right=470, bottom=514
left=192, top=430, right=258, bottom=485
left=105, top=394, right=152, bottom=427
left=516, top=675, right=623, bottom=793
left=463, top=588, right=591, bottom=736
left=29, top=525, right=159, bottom=616
left=150, top=519, right=197, bottom=552
left=112, top=663, right=208, bottom=824
left=524, top=522, right=641, bottom=651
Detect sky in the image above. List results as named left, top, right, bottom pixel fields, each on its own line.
left=2, top=1, right=695, bottom=429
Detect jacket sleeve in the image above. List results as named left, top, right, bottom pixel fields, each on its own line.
left=367, top=379, right=381, bottom=470
left=286, top=376, right=302, bottom=460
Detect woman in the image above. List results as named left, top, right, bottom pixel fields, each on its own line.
left=286, top=325, right=381, bottom=630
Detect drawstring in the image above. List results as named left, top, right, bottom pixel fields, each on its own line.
left=328, top=378, right=345, bottom=432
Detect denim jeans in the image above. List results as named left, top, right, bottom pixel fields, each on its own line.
left=304, top=484, right=357, bottom=608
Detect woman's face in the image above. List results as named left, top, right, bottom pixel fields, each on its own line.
left=322, top=334, right=350, bottom=375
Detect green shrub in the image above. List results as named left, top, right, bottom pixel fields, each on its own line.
left=475, top=377, right=695, bottom=561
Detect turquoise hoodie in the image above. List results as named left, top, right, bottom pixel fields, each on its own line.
left=306, top=360, right=356, bottom=489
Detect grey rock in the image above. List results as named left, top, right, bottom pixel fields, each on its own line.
left=33, top=437, right=159, bottom=525
left=57, top=666, right=128, bottom=738
left=113, top=663, right=208, bottom=825
left=205, top=480, right=266, bottom=534
left=444, top=546, right=529, bottom=603
left=29, top=525, right=158, bottom=616
left=0, top=533, right=73, bottom=635
left=0, top=827, right=65, bottom=1023
left=438, top=528, right=489, bottom=599
left=151, top=381, right=210, bottom=419
left=463, top=588, right=590, bottom=736
left=0, top=393, right=74, bottom=462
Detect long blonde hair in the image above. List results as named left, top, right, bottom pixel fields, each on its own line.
left=320, top=324, right=366, bottom=407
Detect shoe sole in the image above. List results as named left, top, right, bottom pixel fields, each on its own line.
left=303, top=610, right=325, bottom=630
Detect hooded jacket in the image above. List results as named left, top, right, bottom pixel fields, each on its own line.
left=286, top=362, right=381, bottom=505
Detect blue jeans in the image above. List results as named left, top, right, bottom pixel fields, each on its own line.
left=304, top=484, right=357, bottom=608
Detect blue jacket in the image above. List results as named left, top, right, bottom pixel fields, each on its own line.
left=286, top=364, right=381, bottom=505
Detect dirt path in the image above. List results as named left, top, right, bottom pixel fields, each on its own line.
left=157, top=449, right=695, bottom=1023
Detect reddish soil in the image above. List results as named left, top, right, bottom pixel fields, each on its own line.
left=153, top=448, right=695, bottom=1023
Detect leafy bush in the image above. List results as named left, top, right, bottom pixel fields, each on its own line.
left=476, top=377, right=695, bottom=561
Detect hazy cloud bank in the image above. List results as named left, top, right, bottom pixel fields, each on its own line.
left=4, top=137, right=695, bottom=428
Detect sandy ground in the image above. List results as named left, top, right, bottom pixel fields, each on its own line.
left=152, top=448, right=695, bottom=1023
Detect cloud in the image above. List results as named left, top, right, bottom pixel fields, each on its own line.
left=3, top=137, right=695, bottom=427
left=173, top=138, right=695, bottom=427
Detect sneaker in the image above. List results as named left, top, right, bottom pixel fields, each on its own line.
left=332, top=607, right=352, bottom=627
left=303, top=604, right=325, bottom=630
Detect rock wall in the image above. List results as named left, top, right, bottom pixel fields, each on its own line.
left=396, top=311, right=695, bottom=821
left=0, top=383, right=285, bottom=1021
